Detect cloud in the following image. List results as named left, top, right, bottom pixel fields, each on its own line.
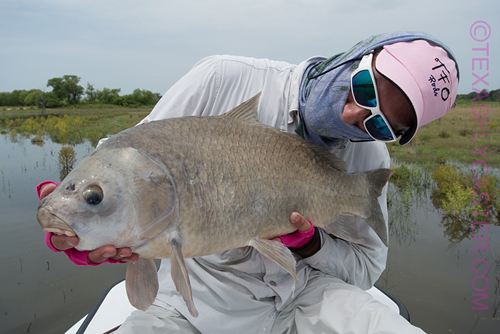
left=0, top=0, right=498, bottom=94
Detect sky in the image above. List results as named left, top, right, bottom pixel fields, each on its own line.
left=0, top=0, right=498, bottom=96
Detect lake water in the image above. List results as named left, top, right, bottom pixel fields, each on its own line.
left=0, top=133, right=127, bottom=334
left=381, top=181, right=499, bottom=333
left=0, top=132, right=498, bottom=333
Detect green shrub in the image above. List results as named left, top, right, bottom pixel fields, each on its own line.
left=438, top=130, right=450, bottom=138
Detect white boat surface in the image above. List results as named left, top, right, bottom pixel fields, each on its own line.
left=65, top=280, right=410, bottom=334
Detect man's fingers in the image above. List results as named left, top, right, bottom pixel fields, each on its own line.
left=290, top=212, right=311, bottom=232
left=40, top=183, right=57, bottom=199
left=88, top=246, right=117, bottom=264
left=89, top=247, right=139, bottom=263
left=109, top=248, right=139, bottom=262
left=51, top=234, right=80, bottom=250
left=110, top=248, right=132, bottom=260
left=118, top=253, right=140, bottom=263
left=272, top=237, right=283, bottom=244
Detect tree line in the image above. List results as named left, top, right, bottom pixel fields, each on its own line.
left=456, top=88, right=499, bottom=102
left=1, top=74, right=498, bottom=110
left=0, top=75, right=162, bottom=111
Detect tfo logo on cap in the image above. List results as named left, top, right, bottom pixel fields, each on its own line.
left=428, top=57, right=451, bottom=101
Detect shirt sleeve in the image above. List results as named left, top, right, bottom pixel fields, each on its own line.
left=138, top=56, right=224, bottom=123
left=138, top=55, right=295, bottom=126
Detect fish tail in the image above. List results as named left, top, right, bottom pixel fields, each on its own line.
left=365, top=168, right=393, bottom=246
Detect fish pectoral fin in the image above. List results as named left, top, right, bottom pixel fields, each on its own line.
left=125, top=258, right=159, bottom=311
left=170, top=236, right=199, bottom=318
left=249, top=237, right=298, bottom=283
left=323, top=214, right=365, bottom=244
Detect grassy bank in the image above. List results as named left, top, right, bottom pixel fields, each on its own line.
left=0, top=106, right=151, bottom=146
left=388, top=101, right=499, bottom=168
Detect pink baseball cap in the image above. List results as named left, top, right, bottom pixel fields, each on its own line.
left=375, top=40, right=459, bottom=145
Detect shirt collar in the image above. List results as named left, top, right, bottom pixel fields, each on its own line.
left=288, top=56, right=327, bottom=124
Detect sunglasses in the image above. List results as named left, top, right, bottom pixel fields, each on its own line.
left=350, top=52, right=401, bottom=142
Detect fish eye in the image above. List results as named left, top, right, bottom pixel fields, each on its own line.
left=83, top=186, right=103, bottom=205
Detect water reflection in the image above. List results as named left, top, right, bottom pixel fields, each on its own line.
left=0, top=113, right=113, bottom=147
left=58, top=146, right=77, bottom=179
left=387, top=164, right=433, bottom=246
left=31, top=135, right=45, bottom=146
left=388, top=163, right=499, bottom=247
left=431, top=164, right=499, bottom=247
left=3, top=122, right=82, bottom=181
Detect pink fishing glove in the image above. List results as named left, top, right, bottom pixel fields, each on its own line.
left=37, top=181, right=121, bottom=266
left=278, top=223, right=315, bottom=248
left=44, top=232, right=121, bottom=266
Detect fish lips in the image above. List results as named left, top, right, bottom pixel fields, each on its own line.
left=37, top=201, right=77, bottom=237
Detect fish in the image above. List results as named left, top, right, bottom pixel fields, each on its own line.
left=36, top=93, right=393, bottom=318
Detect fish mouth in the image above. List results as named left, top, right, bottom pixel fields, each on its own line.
left=37, top=207, right=77, bottom=237
left=43, top=227, right=77, bottom=237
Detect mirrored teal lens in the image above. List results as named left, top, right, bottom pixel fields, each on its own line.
left=365, top=115, right=394, bottom=141
left=352, top=70, right=377, bottom=108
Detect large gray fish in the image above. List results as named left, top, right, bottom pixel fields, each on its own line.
left=37, top=94, right=392, bottom=317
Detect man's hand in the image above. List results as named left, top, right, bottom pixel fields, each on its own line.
left=272, top=212, right=320, bottom=256
left=273, top=212, right=312, bottom=243
left=49, top=234, right=139, bottom=263
left=273, top=212, right=321, bottom=257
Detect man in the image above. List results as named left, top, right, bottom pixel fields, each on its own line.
left=39, top=31, right=459, bottom=333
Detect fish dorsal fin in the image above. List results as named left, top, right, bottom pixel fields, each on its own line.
left=170, top=232, right=199, bottom=317
left=249, top=237, right=298, bottom=283
left=224, top=92, right=261, bottom=122
left=125, top=258, right=159, bottom=311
